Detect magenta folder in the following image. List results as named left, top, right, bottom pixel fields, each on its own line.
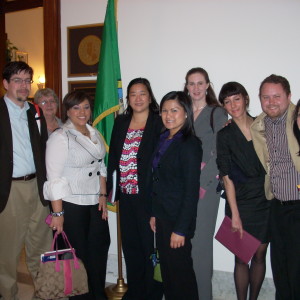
left=215, top=216, right=261, bottom=264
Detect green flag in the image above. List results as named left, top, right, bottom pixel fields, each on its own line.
left=93, top=0, right=122, bottom=156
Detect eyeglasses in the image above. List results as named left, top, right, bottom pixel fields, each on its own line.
left=38, top=100, right=57, bottom=106
left=10, top=78, right=34, bottom=85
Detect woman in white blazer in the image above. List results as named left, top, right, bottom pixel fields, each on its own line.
left=43, top=90, right=110, bottom=300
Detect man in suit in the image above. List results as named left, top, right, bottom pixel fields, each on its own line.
left=251, top=74, right=300, bottom=300
left=0, top=62, right=52, bottom=300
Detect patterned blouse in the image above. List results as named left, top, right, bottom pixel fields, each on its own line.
left=119, top=128, right=144, bottom=194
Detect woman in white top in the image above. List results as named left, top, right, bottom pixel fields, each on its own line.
left=43, top=90, right=110, bottom=300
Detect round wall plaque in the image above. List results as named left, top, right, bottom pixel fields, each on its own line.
left=78, top=35, right=101, bottom=66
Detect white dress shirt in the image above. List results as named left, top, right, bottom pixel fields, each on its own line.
left=43, top=120, right=107, bottom=205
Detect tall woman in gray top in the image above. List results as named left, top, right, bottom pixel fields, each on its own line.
left=184, top=67, right=227, bottom=299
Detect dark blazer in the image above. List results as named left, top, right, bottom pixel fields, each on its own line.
left=152, top=134, right=203, bottom=237
left=107, top=111, right=163, bottom=210
left=0, top=98, right=48, bottom=213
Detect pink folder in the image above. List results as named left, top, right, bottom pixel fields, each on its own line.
left=215, top=216, right=261, bottom=264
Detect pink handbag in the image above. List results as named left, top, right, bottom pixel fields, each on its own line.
left=34, top=231, right=88, bottom=299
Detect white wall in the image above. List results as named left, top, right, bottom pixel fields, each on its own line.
left=61, top=0, right=300, bottom=279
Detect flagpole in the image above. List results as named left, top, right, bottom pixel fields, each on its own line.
left=115, top=0, right=118, bottom=22
left=104, top=0, right=127, bottom=295
left=92, top=0, right=127, bottom=296
left=105, top=201, right=128, bottom=300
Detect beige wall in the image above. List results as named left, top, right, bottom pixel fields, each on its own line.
left=5, top=7, right=44, bottom=97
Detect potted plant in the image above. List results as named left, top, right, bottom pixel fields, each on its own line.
left=6, top=39, right=18, bottom=63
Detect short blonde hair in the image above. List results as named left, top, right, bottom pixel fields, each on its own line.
left=34, top=88, right=58, bottom=104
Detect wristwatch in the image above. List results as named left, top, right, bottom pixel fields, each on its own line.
left=51, top=210, right=64, bottom=217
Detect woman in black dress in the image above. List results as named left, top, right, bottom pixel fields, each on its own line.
left=216, top=82, right=270, bottom=300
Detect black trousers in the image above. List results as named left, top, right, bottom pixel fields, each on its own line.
left=119, top=193, right=163, bottom=300
left=270, top=199, right=300, bottom=300
left=60, top=201, right=110, bottom=300
left=156, top=217, right=199, bottom=300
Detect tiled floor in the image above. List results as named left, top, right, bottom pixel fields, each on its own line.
left=14, top=249, right=272, bottom=300
left=16, top=283, right=34, bottom=300
left=17, top=249, right=35, bottom=300
left=14, top=257, right=227, bottom=300
left=15, top=259, right=221, bottom=300
left=15, top=252, right=208, bottom=300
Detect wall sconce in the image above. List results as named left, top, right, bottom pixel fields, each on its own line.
left=37, top=75, right=46, bottom=89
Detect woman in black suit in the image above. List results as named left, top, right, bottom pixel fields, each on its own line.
left=107, top=78, right=163, bottom=300
left=150, top=91, right=203, bottom=300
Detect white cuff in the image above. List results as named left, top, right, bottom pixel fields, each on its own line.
left=43, top=177, right=72, bottom=200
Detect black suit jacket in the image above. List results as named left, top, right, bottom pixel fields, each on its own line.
left=0, top=98, right=48, bottom=213
left=152, top=134, right=203, bottom=237
left=107, top=111, right=163, bottom=211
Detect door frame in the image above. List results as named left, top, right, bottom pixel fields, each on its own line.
left=0, top=0, right=62, bottom=115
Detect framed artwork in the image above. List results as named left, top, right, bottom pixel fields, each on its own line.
left=15, top=51, right=28, bottom=63
left=67, top=24, right=104, bottom=77
left=68, top=80, right=97, bottom=113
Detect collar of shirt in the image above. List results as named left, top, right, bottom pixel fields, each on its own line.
left=64, top=119, right=95, bottom=136
left=160, top=129, right=183, bottom=141
left=265, top=109, right=288, bottom=126
left=63, top=119, right=99, bottom=146
left=4, top=94, right=30, bottom=119
left=152, top=130, right=183, bottom=170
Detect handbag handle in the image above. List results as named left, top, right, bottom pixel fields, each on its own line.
left=50, top=231, right=80, bottom=271
left=153, top=232, right=156, bottom=249
left=51, top=231, right=75, bottom=251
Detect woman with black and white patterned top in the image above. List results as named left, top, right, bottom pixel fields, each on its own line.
left=107, top=78, right=163, bottom=300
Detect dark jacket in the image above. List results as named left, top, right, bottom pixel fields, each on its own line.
left=152, top=134, right=203, bottom=237
left=107, top=111, right=163, bottom=211
left=0, top=98, right=48, bottom=213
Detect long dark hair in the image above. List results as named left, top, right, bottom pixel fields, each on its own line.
left=293, top=99, right=300, bottom=156
left=160, top=91, right=195, bottom=138
left=124, top=77, right=159, bottom=115
left=184, top=67, right=220, bottom=107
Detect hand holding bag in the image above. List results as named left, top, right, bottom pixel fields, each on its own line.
left=34, top=231, right=88, bottom=299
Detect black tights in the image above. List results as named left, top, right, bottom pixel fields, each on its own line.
left=234, top=243, right=268, bottom=300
